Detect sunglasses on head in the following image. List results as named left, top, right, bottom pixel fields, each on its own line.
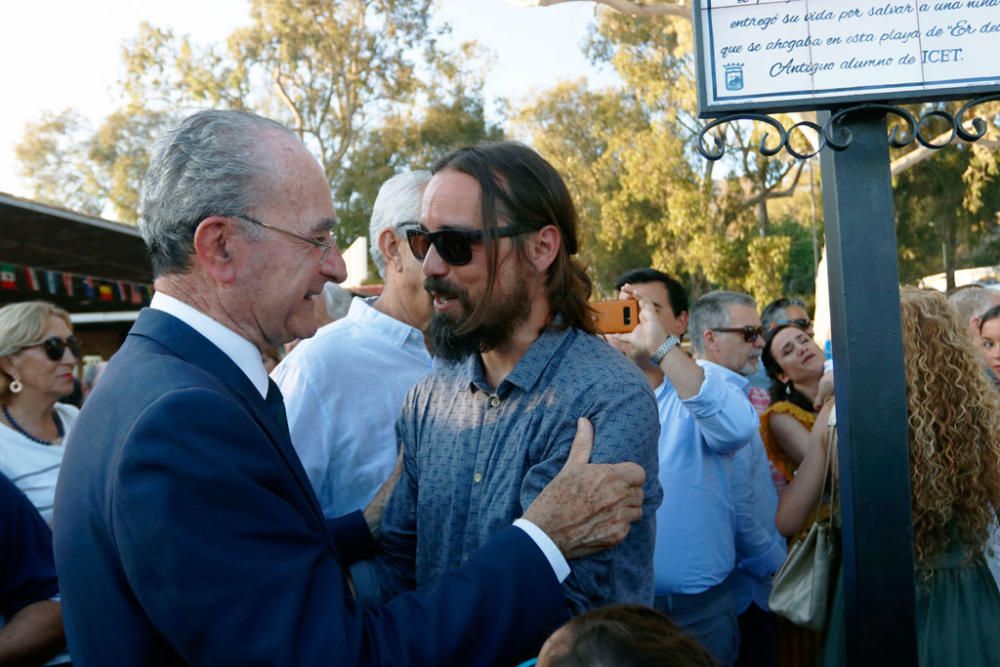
left=405, top=226, right=528, bottom=266
left=27, top=336, right=82, bottom=361
left=712, top=325, right=765, bottom=343
left=774, top=318, right=811, bottom=329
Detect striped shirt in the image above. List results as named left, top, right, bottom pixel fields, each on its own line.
left=0, top=403, right=78, bottom=524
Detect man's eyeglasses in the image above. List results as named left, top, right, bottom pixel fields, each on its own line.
left=26, top=336, right=82, bottom=361
left=712, top=325, right=765, bottom=343
left=405, top=226, right=528, bottom=266
left=234, top=215, right=337, bottom=262
left=774, top=318, right=811, bottom=330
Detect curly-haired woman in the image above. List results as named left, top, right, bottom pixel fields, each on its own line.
left=776, top=287, right=1000, bottom=665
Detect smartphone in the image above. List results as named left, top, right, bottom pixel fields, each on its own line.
left=591, top=299, right=639, bottom=334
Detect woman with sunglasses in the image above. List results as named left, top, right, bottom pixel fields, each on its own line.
left=0, top=301, right=82, bottom=524
left=759, top=323, right=829, bottom=487
left=776, top=287, right=1000, bottom=665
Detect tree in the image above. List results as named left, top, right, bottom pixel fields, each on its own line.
left=894, top=136, right=1000, bottom=287
left=516, top=9, right=813, bottom=301
left=16, top=0, right=500, bottom=238
left=511, top=0, right=690, bottom=18
left=334, top=42, right=505, bottom=244
left=16, top=109, right=104, bottom=218
left=519, top=1, right=1000, bottom=295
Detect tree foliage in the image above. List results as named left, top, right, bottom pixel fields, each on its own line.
left=16, top=0, right=501, bottom=241
left=893, top=118, right=1000, bottom=286
left=519, top=4, right=1000, bottom=298
left=517, top=10, right=813, bottom=301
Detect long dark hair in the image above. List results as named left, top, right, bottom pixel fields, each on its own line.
left=431, top=142, right=595, bottom=335
left=979, top=303, right=1000, bottom=332
left=762, top=323, right=817, bottom=413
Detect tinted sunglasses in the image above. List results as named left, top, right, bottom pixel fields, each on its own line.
left=712, top=325, right=765, bottom=343
left=28, top=336, right=82, bottom=361
left=774, top=318, right=811, bottom=329
left=405, top=226, right=528, bottom=266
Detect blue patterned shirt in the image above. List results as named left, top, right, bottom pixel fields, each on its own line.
left=374, top=325, right=662, bottom=613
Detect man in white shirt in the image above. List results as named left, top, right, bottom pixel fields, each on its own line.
left=273, top=172, right=433, bottom=520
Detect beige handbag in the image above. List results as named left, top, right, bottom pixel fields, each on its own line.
left=768, top=408, right=838, bottom=631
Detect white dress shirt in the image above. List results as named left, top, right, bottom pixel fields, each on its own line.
left=272, top=297, right=433, bottom=517
left=151, top=292, right=269, bottom=397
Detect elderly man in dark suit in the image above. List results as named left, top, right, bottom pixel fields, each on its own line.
left=52, top=110, right=646, bottom=666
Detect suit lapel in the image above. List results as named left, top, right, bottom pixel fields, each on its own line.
left=128, top=310, right=333, bottom=537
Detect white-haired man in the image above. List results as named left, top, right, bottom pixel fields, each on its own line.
left=273, top=171, right=434, bottom=521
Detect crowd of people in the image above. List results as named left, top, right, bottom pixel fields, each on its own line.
left=1, top=108, right=999, bottom=666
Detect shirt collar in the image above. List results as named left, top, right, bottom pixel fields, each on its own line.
left=466, top=325, right=574, bottom=396
left=346, top=297, right=424, bottom=349
left=150, top=291, right=270, bottom=398
left=700, top=358, right=752, bottom=392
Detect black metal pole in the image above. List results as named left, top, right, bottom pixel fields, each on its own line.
left=818, top=109, right=918, bottom=666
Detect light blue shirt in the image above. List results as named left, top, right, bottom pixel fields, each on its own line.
left=272, top=297, right=432, bottom=518
left=729, top=431, right=787, bottom=613
left=653, top=360, right=758, bottom=595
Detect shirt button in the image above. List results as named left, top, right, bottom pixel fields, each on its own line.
left=473, top=472, right=483, bottom=483
left=489, top=395, right=501, bottom=408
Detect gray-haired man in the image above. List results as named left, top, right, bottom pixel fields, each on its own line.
left=273, top=171, right=434, bottom=521
left=620, top=288, right=784, bottom=666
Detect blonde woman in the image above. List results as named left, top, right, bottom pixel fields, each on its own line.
left=776, top=287, right=1000, bottom=665
left=0, top=301, right=81, bottom=523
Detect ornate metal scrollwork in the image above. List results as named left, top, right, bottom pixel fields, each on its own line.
left=698, top=113, right=788, bottom=161
left=697, top=93, right=1000, bottom=161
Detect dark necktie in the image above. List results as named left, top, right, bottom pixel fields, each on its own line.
left=265, top=379, right=290, bottom=435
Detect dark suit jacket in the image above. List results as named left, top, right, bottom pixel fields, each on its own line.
left=54, top=309, right=569, bottom=666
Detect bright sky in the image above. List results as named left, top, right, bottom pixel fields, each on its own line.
left=0, top=0, right=611, bottom=200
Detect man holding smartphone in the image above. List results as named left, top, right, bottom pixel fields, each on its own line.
left=617, top=286, right=783, bottom=667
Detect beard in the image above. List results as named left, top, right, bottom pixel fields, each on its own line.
left=739, top=354, right=761, bottom=377
left=425, top=272, right=533, bottom=363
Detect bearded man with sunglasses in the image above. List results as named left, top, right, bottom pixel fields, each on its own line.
left=618, top=289, right=783, bottom=667
left=52, top=111, right=651, bottom=667
left=360, top=142, right=661, bottom=621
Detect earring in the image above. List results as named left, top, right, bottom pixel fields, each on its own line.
left=785, top=382, right=792, bottom=396
left=9, top=375, right=22, bottom=394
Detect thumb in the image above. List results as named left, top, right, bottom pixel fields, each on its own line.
left=564, top=417, right=595, bottom=468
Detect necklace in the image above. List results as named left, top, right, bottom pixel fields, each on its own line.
left=2, top=404, right=64, bottom=445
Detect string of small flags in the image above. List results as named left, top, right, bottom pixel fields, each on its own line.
left=0, top=261, right=152, bottom=306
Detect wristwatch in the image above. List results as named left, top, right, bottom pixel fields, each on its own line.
left=650, top=335, right=680, bottom=365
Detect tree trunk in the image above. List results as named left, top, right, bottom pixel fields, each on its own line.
left=757, top=197, right=769, bottom=237
left=943, top=221, right=957, bottom=291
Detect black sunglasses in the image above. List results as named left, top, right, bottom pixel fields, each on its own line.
left=27, top=336, right=82, bottom=361
left=405, top=226, right=528, bottom=266
left=712, top=326, right=765, bottom=343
